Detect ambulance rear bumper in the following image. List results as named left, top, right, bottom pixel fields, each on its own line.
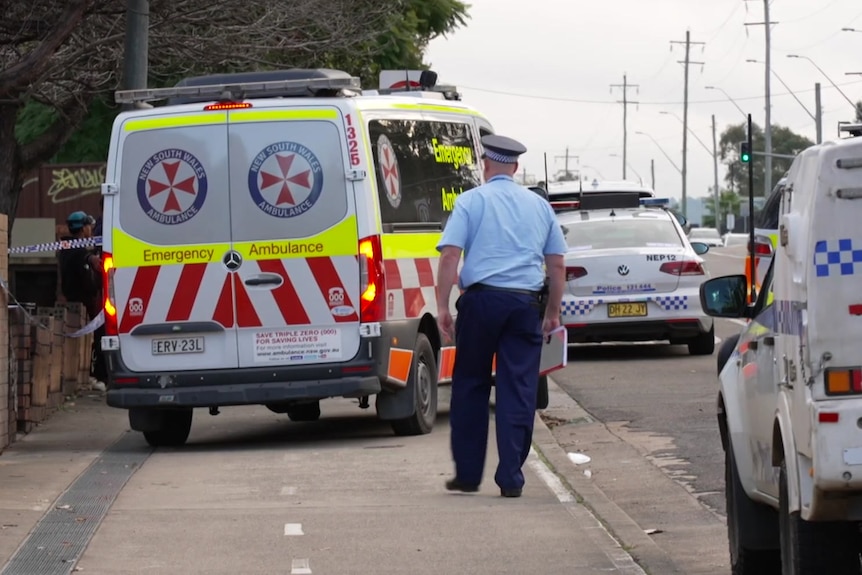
left=104, top=351, right=381, bottom=409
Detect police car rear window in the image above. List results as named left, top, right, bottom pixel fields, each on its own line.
left=564, top=218, right=683, bottom=250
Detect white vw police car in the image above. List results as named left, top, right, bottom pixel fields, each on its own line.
left=555, top=191, right=715, bottom=355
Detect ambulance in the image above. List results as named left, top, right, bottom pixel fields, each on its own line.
left=99, top=69, right=497, bottom=446
left=700, top=123, right=862, bottom=573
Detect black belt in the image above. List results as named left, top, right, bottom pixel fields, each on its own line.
left=466, top=283, right=541, bottom=298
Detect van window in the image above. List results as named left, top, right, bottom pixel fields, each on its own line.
left=756, top=183, right=783, bottom=229
left=369, top=119, right=481, bottom=229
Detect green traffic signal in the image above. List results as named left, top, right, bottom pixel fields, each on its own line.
left=740, top=142, right=751, bottom=163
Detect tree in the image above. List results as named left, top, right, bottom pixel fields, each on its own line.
left=702, top=190, right=742, bottom=232
left=2, top=0, right=469, bottom=226
left=856, top=100, right=862, bottom=123
left=718, top=122, right=813, bottom=196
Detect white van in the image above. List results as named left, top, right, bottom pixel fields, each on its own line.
left=701, top=124, right=862, bottom=573
left=100, top=69, right=497, bottom=446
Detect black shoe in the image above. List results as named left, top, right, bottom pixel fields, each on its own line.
left=500, top=487, right=523, bottom=498
left=445, top=478, right=479, bottom=493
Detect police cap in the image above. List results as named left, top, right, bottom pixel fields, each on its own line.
left=480, top=134, right=527, bottom=164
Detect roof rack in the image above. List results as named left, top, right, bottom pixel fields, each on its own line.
left=838, top=122, right=862, bottom=138
left=115, top=69, right=362, bottom=105
left=371, top=85, right=462, bottom=101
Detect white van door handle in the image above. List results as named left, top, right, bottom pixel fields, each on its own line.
left=244, top=274, right=283, bottom=288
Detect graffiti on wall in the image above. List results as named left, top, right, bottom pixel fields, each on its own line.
left=46, top=165, right=105, bottom=203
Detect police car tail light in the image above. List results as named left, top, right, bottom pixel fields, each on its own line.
left=551, top=201, right=580, bottom=212
left=358, top=235, right=385, bottom=322
left=203, top=102, right=252, bottom=111
left=566, top=266, right=588, bottom=281
left=824, top=368, right=862, bottom=396
left=659, top=261, right=704, bottom=276
left=750, top=238, right=773, bottom=256
left=102, top=253, right=119, bottom=336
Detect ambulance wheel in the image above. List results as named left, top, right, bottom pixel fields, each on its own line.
left=536, top=375, right=549, bottom=410
left=725, top=440, right=780, bottom=574
left=779, top=461, right=861, bottom=574
left=287, top=402, right=321, bottom=422
left=688, top=326, right=715, bottom=356
left=142, top=409, right=193, bottom=447
left=390, top=334, right=438, bottom=436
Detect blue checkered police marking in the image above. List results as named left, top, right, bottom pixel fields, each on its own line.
left=562, top=299, right=603, bottom=316
left=775, top=300, right=803, bottom=336
left=814, top=239, right=862, bottom=277
left=653, top=295, right=688, bottom=311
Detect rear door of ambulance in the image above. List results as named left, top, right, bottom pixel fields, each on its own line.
left=112, top=110, right=238, bottom=371
left=226, top=105, right=361, bottom=368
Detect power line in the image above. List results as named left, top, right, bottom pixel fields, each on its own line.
left=456, top=79, right=862, bottom=106
left=610, top=74, right=639, bottom=180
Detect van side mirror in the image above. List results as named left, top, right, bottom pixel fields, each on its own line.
left=699, top=275, right=750, bottom=318
left=690, top=242, right=710, bottom=255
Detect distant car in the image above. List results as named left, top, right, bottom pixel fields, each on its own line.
left=723, top=233, right=749, bottom=247
left=688, top=227, right=724, bottom=247
left=558, top=193, right=715, bottom=355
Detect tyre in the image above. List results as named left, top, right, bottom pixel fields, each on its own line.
left=536, top=375, right=549, bottom=410
left=287, top=402, right=321, bottom=422
left=688, top=325, right=716, bottom=356
left=717, top=333, right=741, bottom=375
left=142, top=409, right=193, bottom=447
left=725, top=440, right=780, bottom=574
left=390, top=334, right=438, bottom=436
left=779, top=460, right=861, bottom=574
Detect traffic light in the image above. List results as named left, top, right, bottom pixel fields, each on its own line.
left=740, top=141, right=751, bottom=163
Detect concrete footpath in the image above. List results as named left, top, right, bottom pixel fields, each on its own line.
left=0, top=388, right=649, bottom=575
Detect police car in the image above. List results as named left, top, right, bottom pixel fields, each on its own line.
left=99, top=68, right=504, bottom=446
left=702, top=124, right=862, bottom=573
left=556, top=191, right=715, bottom=355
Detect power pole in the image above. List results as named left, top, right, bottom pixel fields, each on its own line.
left=122, top=0, right=150, bottom=109
left=815, top=82, right=823, bottom=144
left=711, top=114, right=721, bottom=231
left=670, top=31, right=705, bottom=219
left=650, top=159, right=655, bottom=189
left=554, top=147, right=579, bottom=179
left=610, top=74, right=639, bottom=180
left=745, top=0, right=776, bottom=196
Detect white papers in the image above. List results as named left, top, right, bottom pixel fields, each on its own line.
left=539, top=326, right=568, bottom=375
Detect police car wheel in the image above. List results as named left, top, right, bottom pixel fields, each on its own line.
left=142, top=409, right=193, bottom=448
left=725, top=440, right=780, bottom=574
left=688, top=326, right=716, bottom=356
left=778, top=460, right=862, bottom=574
left=390, top=334, right=438, bottom=436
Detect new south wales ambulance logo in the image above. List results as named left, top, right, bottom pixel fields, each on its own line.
left=248, top=141, right=324, bottom=218
left=377, top=135, right=401, bottom=208
left=137, top=148, right=208, bottom=225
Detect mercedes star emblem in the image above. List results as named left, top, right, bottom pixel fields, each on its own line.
left=223, top=250, right=243, bottom=272
left=617, top=265, right=630, bottom=276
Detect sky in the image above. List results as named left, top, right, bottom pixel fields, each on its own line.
left=424, top=0, right=862, bottom=207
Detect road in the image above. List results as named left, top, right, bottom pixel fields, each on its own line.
left=545, top=245, right=749, bottom=574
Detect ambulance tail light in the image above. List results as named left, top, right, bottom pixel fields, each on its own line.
left=749, top=237, right=773, bottom=256
left=824, top=368, right=862, bottom=396
left=358, top=235, right=385, bottom=322
left=203, top=102, right=252, bottom=111
left=660, top=260, right=705, bottom=276
left=102, top=253, right=118, bottom=336
left=566, top=266, right=588, bottom=281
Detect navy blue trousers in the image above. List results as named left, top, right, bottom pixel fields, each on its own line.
left=450, top=289, right=542, bottom=490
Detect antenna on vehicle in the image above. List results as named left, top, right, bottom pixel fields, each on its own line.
left=543, top=153, right=549, bottom=190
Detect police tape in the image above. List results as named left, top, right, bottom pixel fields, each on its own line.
left=7, top=236, right=103, bottom=254
left=0, top=275, right=105, bottom=338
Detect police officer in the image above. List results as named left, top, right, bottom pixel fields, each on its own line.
left=435, top=134, right=567, bottom=498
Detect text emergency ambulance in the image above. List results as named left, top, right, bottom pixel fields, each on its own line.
left=99, top=69, right=501, bottom=447
left=700, top=124, right=862, bottom=573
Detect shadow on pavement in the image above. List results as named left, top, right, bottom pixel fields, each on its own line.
left=567, top=342, right=691, bottom=362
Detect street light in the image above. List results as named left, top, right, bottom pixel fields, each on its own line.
left=635, top=131, right=682, bottom=174
left=705, top=86, right=747, bottom=119
left=787, top=54, right=857, bottom=108
left=842, top=27, right=862, bottom=33
left=609, top=153, right=643, bottom=185
left=746, top=59, right=817, bottom=122
left=580, top=164, right=606, bottom=180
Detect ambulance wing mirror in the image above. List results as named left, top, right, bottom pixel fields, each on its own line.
left=699, top=275, right=751, bottom=319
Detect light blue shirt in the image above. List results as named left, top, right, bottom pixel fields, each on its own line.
left=437, top=175, right=568, bottom=291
